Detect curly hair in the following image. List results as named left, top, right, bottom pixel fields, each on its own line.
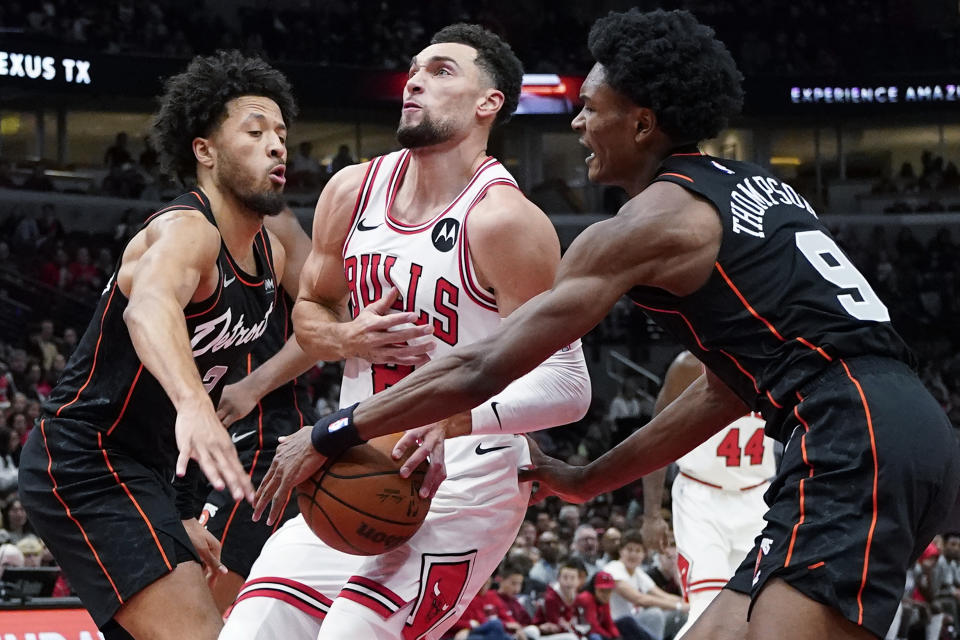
left=588, top=9, right=743, bottom=143
left=152, top=50, right=298, bottom=179
left=431, top=23, right=523, bottom=127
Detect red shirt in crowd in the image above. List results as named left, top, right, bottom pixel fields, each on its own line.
left=535, top=585, right=578, bottom=627
left=449, top=588, right=517, bottom=633
left=494, top=590, right=533, bottom=626
left=575, top=591, right=620, bottom=638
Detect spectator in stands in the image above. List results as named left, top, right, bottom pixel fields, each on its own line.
left=534, top=558, right=587, bottom=637
left=104, top=132, right=133, bottom=168
left=68, top=246, right=101, bottom=293
left=29, top=319, right=58, bottom=372
left=0, top=544, right=25, bottom=575
left=1, top=499, right=34, bottom=544
left=495, top=560, right=536, bottom=629
left=101, top=161, right=145, bottom=198
left=447, top=575, right=525, bottom=640
left=934, top=532, right=960, bottom=626
left=139, top=135, right=159, bottom=173
left=16, top=535, right=44, bottom=567
left=599, top=527, right=621, bottom=565
left=571, top=524, right=604, bottom=578
left=606, top=378, right=650, bottom=430
left=290, top=140, right=323, bottom=188
left=518, top=520, right=538, bottom=550
left=329, top=144, right=356, bottom=174
left=21, top=362, right=50, bottom=402
left=7, top=353, right=28, bottom=393
left=645, top=539, right=682, bottom=598
left=529, top=530, right=563, bottom=587
left=21, top=163, right=54, bottom=192
left=60, top=327, right=78, bottom=356
left=577, top=571, right=652, bottom=640
left=11, top=214, right=40, bottom=252
left=603, top=530, right=686, bottom=640
left=38, top=247, right=73, bottom=289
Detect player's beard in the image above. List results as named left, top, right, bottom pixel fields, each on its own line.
left=397, top=112, right=455, bottom=149
left=216, top=154, right=285, bottom=218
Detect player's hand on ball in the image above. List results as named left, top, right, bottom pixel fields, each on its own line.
left=394, top=423, right=447, bottom=498
left=216, top=379, right=258, bottom=427
left=345, top=288, right=435, bottom=365
left=518, top=435, right=592, bottom=504
left=181, top=517, right=228, bottom=586
left=175, top=397, right=254, bottom=504
left=253, top=426, right=326, bottom=525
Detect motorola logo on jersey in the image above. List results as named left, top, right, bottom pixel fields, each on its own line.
left=190, top=301, right=275, bottom=356
left=431, top=219, right=460, bottom=252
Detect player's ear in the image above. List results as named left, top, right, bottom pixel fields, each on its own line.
left=478, top=89, right=504, bottom=121
left=634, top=107, right=656, bottom=144
left=193, top=137, right=215, bottom=170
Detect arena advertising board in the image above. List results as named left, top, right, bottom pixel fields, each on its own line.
left=0, top=607, right=102, bottom=639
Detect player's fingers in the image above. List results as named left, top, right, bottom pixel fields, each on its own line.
left=196, top=449, right=226, bottom=491
left=392, top=430, right=419, bottom=460
left=175, top=448, right=191, bottom=478
left=267, top=487, right=291, bottom=527
left=365, top=287, right=401, bottom=314
left=252, top=469, right=277, bottom=522
left=420, top=439, right=446, bottom=499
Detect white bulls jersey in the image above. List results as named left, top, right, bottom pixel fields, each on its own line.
left=676, top=413, right=775, bottom=491
left=340, top=149, right=516, bottom=459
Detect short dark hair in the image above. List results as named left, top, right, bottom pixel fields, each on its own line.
left=620, top=529, right=645, bottom=549
left=153, top=50, right=297, bottom=179
left=588, top=9, right=743, bottom=144
left=560, top=557, right=587, bottom=575
left=431, top=23, right=523, bottom=127
left=944, top=532, right=960, bottom=543
left=498, top=559, right=526, bottom=579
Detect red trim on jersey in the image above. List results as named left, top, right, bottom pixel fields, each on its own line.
left=219, top=447, right=260, bottom=545
left=339, top=577, right=405, bottom=619
left=687, top=585, right=725, bottom=594
left=784, top=396, right=814, bottom=569
left=105, top=364, right=144, bottom=436
left=808, top=561, right=826, bottom=570
left=740, top=478, right=771, bottom=491
left=343, top=158, right=383, bottom=258
left=765, top=390, right=783, bottom=409
left=457, top=179, right=519, bottom=312
left=56, top=282, right=118, bottom=417
left=143, top=205, right=201, bottom=226
left=715, top=261, right=833, bottom=363
left=258, top=229, right=279, bottom=299
left=346, top=575, right=405, bottom=607
left=233, top=577, right=333, bottom=619
left=384, top=156, right=501, bottom=234
left=184, top=273, right=223, bottom=320
left=660, top=172, right=694, bottom=183
left=687, top=579, right=729, bottom=587
left=841, top=360, right=879, bottom=627
left=679, top=471, right=723, bottom=489
left=223, top=252, right=263, bottom=287
left=97, top=432, right=172, bottom=571
left=39, top=419, right=124, bottom=605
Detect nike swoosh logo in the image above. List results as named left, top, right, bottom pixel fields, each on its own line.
left=475, top=443, right=511, bottom=455
left=223, top=275, right=236, bottom=287
left=491, top=402, right=503, bottom=429
left=231, top=430, right=255, bottom=444
left=357, top=219, right=381, bottom=231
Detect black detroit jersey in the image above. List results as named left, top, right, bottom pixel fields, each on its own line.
left=43, top=190, right=279, bottom=468
left=223, top=289, right=317, bottom=455
left=629, top=151, right=912, bottom=435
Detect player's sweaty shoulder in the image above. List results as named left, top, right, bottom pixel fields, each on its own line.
left=318, top=161, right=373, bottom=216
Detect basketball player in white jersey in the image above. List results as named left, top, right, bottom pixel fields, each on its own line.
left=220, top=24, right=591, bottom=640
left=641, top=352, right=775, bottom=637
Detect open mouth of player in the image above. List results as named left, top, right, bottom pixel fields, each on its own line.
left=269, top=164, right=286, bottom=186
left=402, top=100, right=422, bottom=113
left=580, top=139, right=595, bottom=164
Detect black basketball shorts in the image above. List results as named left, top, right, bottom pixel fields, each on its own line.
left=202, top=446, right=299, bottom=577
left=726, top=356, right=960, bottom=637
left=19, top=418, right=198, bottom=627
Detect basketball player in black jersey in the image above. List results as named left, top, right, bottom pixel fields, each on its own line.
left=256, top=9, right=960, bottom=640
left=200, top=207, right=320, bottom=613
left=18, top=51, right=296, bottom=639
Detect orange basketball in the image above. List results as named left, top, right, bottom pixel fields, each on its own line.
left=297, top=433, right=431, bottom=556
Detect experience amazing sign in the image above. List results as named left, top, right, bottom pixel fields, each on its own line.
left=790, top=83, right=960, bottom=105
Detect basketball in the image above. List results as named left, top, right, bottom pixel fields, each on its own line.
left=297, top=433, right=431, bottom=556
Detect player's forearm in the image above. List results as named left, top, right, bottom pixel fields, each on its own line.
left=641, top=467, right=667, bottom=521
left=292, top=297, right=350, bottom=361
left=580, top=375, right=747, bottom=498
left=124, top=294, right=211, bottom=410
left=243, top=336, right=317, bottom=400
left=469, top=340, right=591, bottom=436
left=354, top=341, right=506, bottom=439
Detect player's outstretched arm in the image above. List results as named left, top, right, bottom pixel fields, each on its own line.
left=292, top=164, right=434, bottom=364
left=641, top=351, right=702, bottom=552
left=120, top=210, right=253, bottom=502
